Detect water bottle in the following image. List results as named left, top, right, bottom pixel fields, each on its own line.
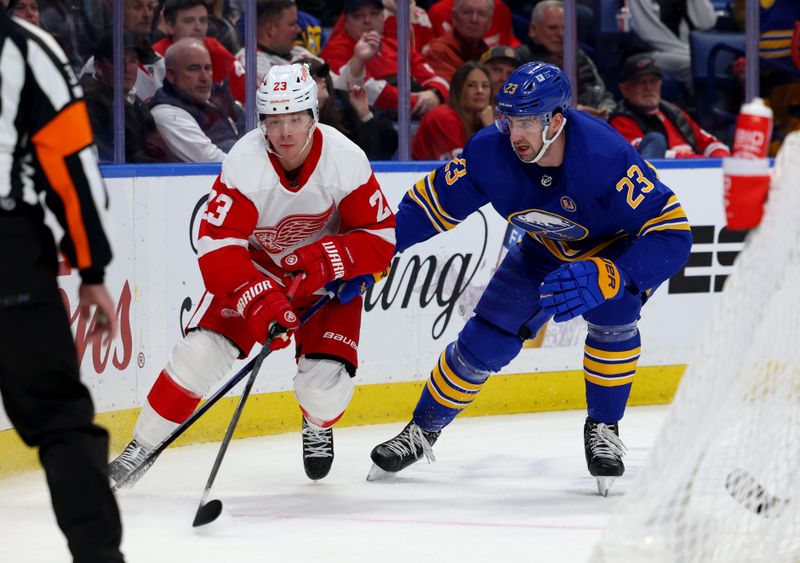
left=724, top=98, right=774, bottom=230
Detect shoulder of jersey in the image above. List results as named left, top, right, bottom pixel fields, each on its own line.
left=220, top=129, right=275, bottom=190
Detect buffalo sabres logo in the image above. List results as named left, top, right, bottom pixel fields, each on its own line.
left=560, top=196, right=577, bottom=212
left=508, top=208, right=588, bottom=241
left=541, top=174, right=552, bottom=187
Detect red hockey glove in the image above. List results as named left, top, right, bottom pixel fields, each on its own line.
left=234, top=278, right=299, bottom=350
left=281, top=237, right=356, bottom=298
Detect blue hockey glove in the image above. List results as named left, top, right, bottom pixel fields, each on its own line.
left=538, top=258, right=628, bottom=322
left=327, top=267, right=391, bottom=304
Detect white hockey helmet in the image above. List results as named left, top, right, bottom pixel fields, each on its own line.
left=256, top=63, right=319, bottom=122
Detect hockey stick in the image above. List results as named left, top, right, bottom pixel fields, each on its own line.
left=725, top=468, right=791, bottom=518
left=112, top=284, right=334, bottom=492
left=192, top=276, right=309, bottom=527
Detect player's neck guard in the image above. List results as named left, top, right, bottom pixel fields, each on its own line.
left=518, top=116, right=567, bottom=164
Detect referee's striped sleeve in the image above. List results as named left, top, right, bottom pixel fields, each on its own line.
left=3, top=17, right=111, bottom=278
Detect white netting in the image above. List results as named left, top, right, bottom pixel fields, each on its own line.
left=593, top=132, right=800, bottom=563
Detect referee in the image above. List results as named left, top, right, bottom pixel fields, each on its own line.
left=0, top=10, right=124, bottom=563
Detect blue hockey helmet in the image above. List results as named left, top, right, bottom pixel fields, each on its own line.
left=495, top=61, right=571, bottom=128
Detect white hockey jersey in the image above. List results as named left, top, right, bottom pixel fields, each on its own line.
left=196, top=124, right=396, bottom=297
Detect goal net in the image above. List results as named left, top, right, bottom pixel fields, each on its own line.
left=593, top=132, right=800, bottom=563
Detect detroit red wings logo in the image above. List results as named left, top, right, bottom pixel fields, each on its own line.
left=253, top=205, right=334, bottom=253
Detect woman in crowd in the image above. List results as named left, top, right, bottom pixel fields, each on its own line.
left=412, top=60, right=493, bottom=160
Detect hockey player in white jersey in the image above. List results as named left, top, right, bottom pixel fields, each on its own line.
left=109, top=63, right=395, bottom=486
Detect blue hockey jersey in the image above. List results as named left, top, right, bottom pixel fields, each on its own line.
left=397, top=111, right=693, bottom=293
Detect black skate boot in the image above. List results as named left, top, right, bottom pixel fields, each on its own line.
left=367, top=420, right=440, bottom=481
left=109, top=439, right=157, bottom=490
left=584, top=417, right=627, bottom=497
left=302, top=418, right=334, bottom=480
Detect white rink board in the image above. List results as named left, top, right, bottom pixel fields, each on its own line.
left=0, top=163, right=738, bottom=430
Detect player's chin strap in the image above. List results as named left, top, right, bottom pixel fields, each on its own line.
left=519, top=116, right=567, bottom=164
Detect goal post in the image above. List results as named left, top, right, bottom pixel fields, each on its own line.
left=593, top=132, right=800, bottom=563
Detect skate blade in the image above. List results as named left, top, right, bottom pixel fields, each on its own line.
left=596, top=476, right=616, bottom=497
left=366, top=463, right=396, bottom=482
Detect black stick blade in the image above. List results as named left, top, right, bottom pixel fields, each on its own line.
left=725, top=468, right=790, bottom=518
left=193, top=499, right=223, bottom=527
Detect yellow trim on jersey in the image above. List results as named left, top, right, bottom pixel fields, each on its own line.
left=585, top=345, right=642, bottom=361
left=584, top=372, right=636, bottom=387
left=431, top=364, right=480, bottom=403
left=637, top=205, right=688, bottom=235
left=760, top=29, right=792, bottom=38
left=645, top=160, right=659, bottom=178
left=424, top=171, right=459, bottom=225
left=584, top=358, right=639, bottom=375
left=412, top=177, right=457, bottom=231
left=437, top=351, right=483, bottom=392
left=407, top=189, right=446, bottom=233
left=534, top=232, right=627, bottom=262
left=762, top=50, right=792, bottom=58
left=426, top=380, right=469, bottom=410
left=759, top=39, right=791, bottom=49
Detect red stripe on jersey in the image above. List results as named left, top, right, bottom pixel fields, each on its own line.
left=267, top=127, right=324, bottom=192
left=147, top=370, right=202, bottom=423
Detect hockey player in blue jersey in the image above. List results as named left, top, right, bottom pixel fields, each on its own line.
left=364, top=62, right=693, bottom=495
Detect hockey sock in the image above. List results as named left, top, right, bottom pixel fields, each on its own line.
left=147, top=369, right=202, bottom=423
left=413, top=342, right=490, bottom=432
left=583, top=326, right=641, bottom=423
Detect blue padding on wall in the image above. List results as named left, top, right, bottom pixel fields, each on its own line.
left=100, top=159, right=734, bottom=179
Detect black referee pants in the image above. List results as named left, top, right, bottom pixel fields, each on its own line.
left=0, top=219, right=123, bottom=563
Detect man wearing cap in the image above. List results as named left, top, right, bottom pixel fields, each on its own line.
left=424, top=0, right=492, bottom=82
left=609, top=54, right=730, bottom=159
left=480, top=45, right=521, bottom=104
left=518, top=0, right=614, bottom=118
left=81, top=32, right=171, bottom=162
left=320, top=0, right=449, bottom=116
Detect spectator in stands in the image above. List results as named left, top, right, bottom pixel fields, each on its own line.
left=79, top=0, right=165, bottom=100
left=23, top=0, right=96, bottom=73
left=629, top=0, right=717, bottom=90
left=412, top=60, right=493, bottom=160
left=382, top=0, right=435, bottom=55
left=424, top=0, right=492, bottom=82
left=150, top=38, right=245, bottom=161
left=321, top=0, right=449, bottom=117
left=81, top=32, right=171, bottom=163
left=304, top=58, right=398, bottom=160
left=479, top=45, right=521, bottom=104
left=610, top=54, right=731, bottom=158
left=428, top=0, right=519, bottom=49
left=237, top=0, right=319, bottom=85
left=518, top=0, right=615, bottom=118
left=203, top=0, right=241, bottom=54
left=152, top=0, right=246, bottom=103
left=7, top=0, right=39, bottom=25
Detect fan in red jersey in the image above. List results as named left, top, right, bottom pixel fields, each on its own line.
left=110, top=63, right=396, bottom=485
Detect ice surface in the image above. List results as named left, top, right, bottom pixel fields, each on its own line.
left=0, top=406, right=667, bottom=563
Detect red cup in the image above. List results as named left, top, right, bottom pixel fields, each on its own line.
left=723, top=158, right=771, bottom=230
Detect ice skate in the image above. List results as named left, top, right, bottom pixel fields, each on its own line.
left=302, top=417, right=334, bottom=480
left=109, top=440, right=157, bottom=490
left=584, top=417, right=627, bottom=496
left=367, top=421, right=440, bottom=481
